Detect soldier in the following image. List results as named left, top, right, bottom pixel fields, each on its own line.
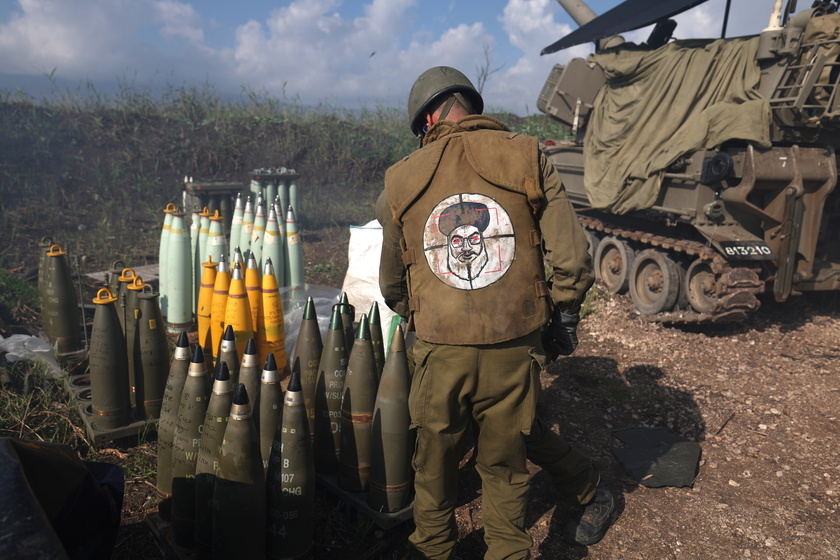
left=377, top=66, right=618, bottom=559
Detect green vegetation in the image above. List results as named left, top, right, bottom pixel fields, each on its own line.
left=0, top=83, right=569, bottom=274
left=0, top=268, right=40, bottom=331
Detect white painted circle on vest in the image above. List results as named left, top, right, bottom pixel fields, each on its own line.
left=423, top=193, right=515, bottom=290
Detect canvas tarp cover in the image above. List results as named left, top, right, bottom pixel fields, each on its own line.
left=584, top=36, right=771, bottom=214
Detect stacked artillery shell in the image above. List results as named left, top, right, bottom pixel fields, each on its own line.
left=266, top=366, right=314, bottom=560
left=213, top=384, right=266, bottom=559
left=105, top=259, right=126, bottom=300
left=314, top=304, right=348, bottom=474
left=292, top=297, right=323, bottom=440
left=137, top=285, right=169, bottom=419
left=238, top=196, right=254, bottom=260
left=256, top=258, right=287, bottom=375
left=251, top=195, right=266, bottom=270
left=166, top=212, right=193, bottom=333
left=217, top=325, right=240, bottom=390
left=115, top=267, right=136, bottom=334
left=194, top=362, right=233, bottom=559
left=338, top=314, right=378, bottom=492
left=196, top=257, right=217, bottom=358
left=157, top=331, right=191, bottom=521
left=197, top=208, right=211, bottom=293
left=125, top=276, right=144, bottom=409
left=224, top=263, right=253, bottom=361
left=206, top=210, right=227, bottom=270
left=43, top=244, right=83, bottom=355
left=245, top=253, right=261, bottom=329
left=171, top=345, right=210, bottom=548
left=265, top=179, right=277, bottom=212
left=275, top=186, right=289, bottom=227
left=285, top=205, right=304, bottom=296
left=209, top=256, right=231, bottom=361
left=36, top=235, right=53, bottom=306
left=368, top=301, right=385, bottom=381
left=369, top=325, right=414, bottom=512
left=263, top=206, right=286, bottom=289
left=229, top=194, right=243, bottom=263
left=232, top=245, right=245, bottom=270
left=89, top=288, right=130, bottom=430
left=189, top=207, right=202, bottom=314
left=339, top=293, right=355, bottom=354
left=159, top=203, right=178, bottom=317
left=238, top=338, right=261, bottom=424
left=258, top=353, right=282, bottom=473
left=288, top=176, right=299, bottom=228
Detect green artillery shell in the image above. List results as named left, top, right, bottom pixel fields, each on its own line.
left=369, top=325, right=414, bottom=512
left=194, top=362, right=233, bottom=559
left=43, top=245, right=82, bottom=354
left=368, top=301, right=385, bottom=382
left=213, top=384, right=266, bottom=559
left=137, top=286, right=169, bottom=419
left=338, top=314, right=378, bottom=492
left=206, top=210, right=227, bottom=274
left=36, top=235, right=54, bottom=307
left=89, top=288, right=131, bottom=430
left=125, top=276, right=144, bottom=410
left=263, top=206, right=286, bottom=289
left=166, top=212, right=193, bottom=333
left=238, top=338, right=261, bottom=428
left=156, top=330, right=191, bottom=520
left=216, top=324, right=240, bottom=390
left=292, top=297, right=323, bottom=440
left=266, top=366, right=314, bottom=559
left=251, top=195, right=266, bottom=271
left=314, top=304, right=347, bottom=474
left=159, top=203, right=177, bottom=318
left=284, top=205, right=305, bottom=306
left=238, top=195, right=254, bottom=261
left=258, top=352, right=282, bottom=474
left=171, top=345, right=210, bottom=548
left=190, top=207, right=201, bottom=316
left=338, top=292, right=355, bottom=354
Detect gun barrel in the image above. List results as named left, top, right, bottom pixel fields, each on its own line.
left=556, top=0, right=598, bottom=27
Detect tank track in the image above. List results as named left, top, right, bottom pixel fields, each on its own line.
left=579, top=215, right=765, bottom=324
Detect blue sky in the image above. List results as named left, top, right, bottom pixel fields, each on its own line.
left=0, top=0, right=768, bottom=114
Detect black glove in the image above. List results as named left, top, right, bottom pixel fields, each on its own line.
left=542, top=310, right=580, bottom=361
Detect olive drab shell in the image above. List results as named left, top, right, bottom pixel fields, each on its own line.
left=385, top=125, right=550, bottom=345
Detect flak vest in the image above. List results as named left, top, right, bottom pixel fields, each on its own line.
left=385, top=127, right=550, bottom=345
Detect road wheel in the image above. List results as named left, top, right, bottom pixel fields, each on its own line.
left=685, top=259, right=719, bottom=313
left=629, top=249, right=680, bottom=314
left=594, top=236, right=635, bottom=294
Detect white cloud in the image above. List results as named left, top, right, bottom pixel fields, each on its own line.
left=154, top=1, right=205, bottom=47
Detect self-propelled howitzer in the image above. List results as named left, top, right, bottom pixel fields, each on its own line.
left=538, top=0, right=840, bottom=322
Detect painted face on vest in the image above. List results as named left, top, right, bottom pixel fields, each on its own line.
left=424, top=193, right=515, bottom=290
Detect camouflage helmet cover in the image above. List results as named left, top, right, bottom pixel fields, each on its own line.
left=407, top=66, right=484, bottom=136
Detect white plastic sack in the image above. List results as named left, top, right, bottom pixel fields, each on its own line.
left=340, top=220, right=400, bottom=348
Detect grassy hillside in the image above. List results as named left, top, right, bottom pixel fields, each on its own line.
left=0, top=84, right=569, bottom=276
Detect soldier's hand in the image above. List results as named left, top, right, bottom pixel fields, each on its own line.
left=542, top=311, right=579, bottom=361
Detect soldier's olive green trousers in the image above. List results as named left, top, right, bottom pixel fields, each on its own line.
left=408, top=331, right=542, bottom=560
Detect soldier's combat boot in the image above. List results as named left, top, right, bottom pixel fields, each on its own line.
left=563, top=481, right=619, bottom=546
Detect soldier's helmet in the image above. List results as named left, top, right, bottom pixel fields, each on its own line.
left=407, top=66, right=484, bottom=136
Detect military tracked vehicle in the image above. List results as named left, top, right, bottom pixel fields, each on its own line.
left=537, top=0, right=840, bottom=322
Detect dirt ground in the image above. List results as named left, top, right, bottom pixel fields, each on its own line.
left=84, top=228, right=839, bottom=559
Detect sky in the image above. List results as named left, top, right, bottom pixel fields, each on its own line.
left=0, top=0, right=774, bottom=114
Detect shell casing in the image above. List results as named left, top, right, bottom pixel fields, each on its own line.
left=292, top=297, right=323, bottom=440
left=244, top=256, right=261, bottom=331
left=238, top=341, right=261, bottom=431
left=262, top=207, right=287, bottom=289
left=170, top=349, right=210, bottom=548
left=338, top=315, right=377, bottom=492
left=228, top=194, right=243, bottom=263
left=43, top=245, right=83, bottom=354
left=238, top=197, right=254, bottom=261
left=250, top=199, right=266, bottom=272
left=213, top=389, right=266, bottom=559
left=368, top=301, right=385, bottom=382
left=166, top=213, right=193, bottom=332
left=266, top=371, right=314, bottom=559
left=156, top=332, right=191, bottom=520
left=196, top=258, right=217, bottom=358
left=137, top=289, right=169, bottom=419
left=224, top=266, right=254, bottom=361
left=158, top=203, right=177, bottom=317
left=258, top=360, right=282, bottom=473
left=368, top=325, right=414, bottom=512
left=284, top=205, right=305, bottom=302
left=125, top=277, right=144, bottom=409
left=216, top=328, right=240, bottom=390
left=256, top=259, right=287, bottom=378
left=89, top=289, right=130, bottom=430
left=314, top=304, right=347, bottom=474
